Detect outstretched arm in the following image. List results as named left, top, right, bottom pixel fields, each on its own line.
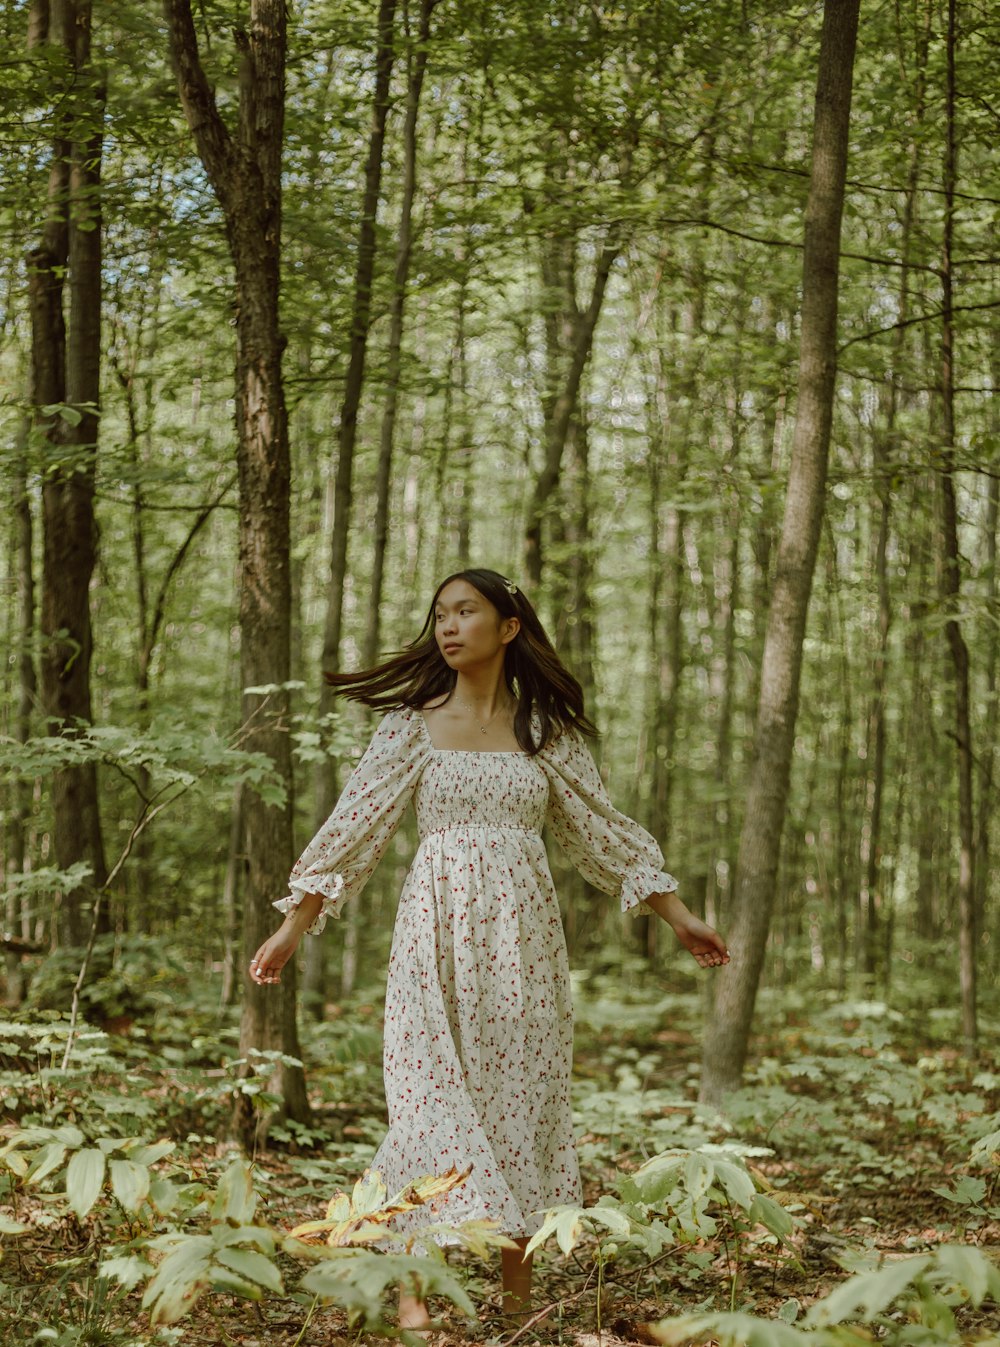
left=249, top=892, right=324, bottom=985
left=644, top=890, right=729, bottom=969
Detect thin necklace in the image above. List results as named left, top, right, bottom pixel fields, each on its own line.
left=459, top=697, right=507, bottom=735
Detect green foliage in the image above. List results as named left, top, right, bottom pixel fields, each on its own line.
left=652, top=1244, right=1000, bottom=1346
left=526, top=1141, right=797, bottom=1324
left=301, top=1251, right=476, bottom=1328
left=25, top=935, right=188, bottom=1023
left=0, top=720, right=287, bottom=810
left=0, top=1122, right=176, bottom=1220
left=139, top=1159, right=282, bottom=1325
left=1, top=1121, right=496, bottom=1337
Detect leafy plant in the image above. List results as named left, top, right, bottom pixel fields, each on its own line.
left=25, top=935, right=189, bottom=1024
left=525, top=1144, right=797, bottom=1330
left=139, top=1158, right=282, bottom=1325
left=651, top=1244, right=1000, bottom=1346
left=1, top=1123, right=177, bottom=1220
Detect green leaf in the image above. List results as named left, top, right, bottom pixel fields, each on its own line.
left=651, top=1311, right=806, bottom=1346
left=350, top=1168, right=389, bottom=1217
left=125, top=1139, right=176, bottom=1167
left=931, top=1244, right=996, bottom=1308
left=40, top=402, right=83, bottom=426
left=712, top=1160, right=757, bottom=1212
left=66, top=1147, right=106, bottom=1219
left=749, top=1193, right=794, bottom=1240
left=932, top=1175, right=987, bottom=1207
left=302, top=1250, right=475, bottom=1324
left=25, top=1142, right=68, bottom=1185
left=214, top=1246, right=283, bottom=1294
left=805, top=1255, right=932, bottom=1326
left=99, top=1253, right=154, bottom=1291
left=211, top=1158, right=257, bottom=1226
left=524, top=1204, right=587, bottom=1257
left=683, top=1152, right=713, bottom=1203
left=969, top=1127, right=1000, bottom=1166
left=628, top=1150, right=686, bottom=1206
left=109, top=1158, right=151, bottom=1213
left=0, top=1214, right=31, bottom=1235
left=141, top=1235, right=213, bottom=1325
left=148, top=1176, right=182, bottom=1215
left=213, top=1224, right=275, bottom=1254
left=588, top=1202, right=632, bottom=1239
left=96, top=1137, right=127, bottom=1155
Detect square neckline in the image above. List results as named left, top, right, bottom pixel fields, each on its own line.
left=417, top=709, right=529, bottom=756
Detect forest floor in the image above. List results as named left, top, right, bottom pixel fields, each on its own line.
left=2, top=959, right=1000, bottom=1345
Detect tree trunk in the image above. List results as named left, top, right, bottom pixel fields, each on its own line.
left=164, top=0, right=306, bottom=1131
left=6, top=409, right=37, bottom=1003
left=699, top=0, right=861, bottom=1106
left=938, top=0, right=976, bottom=1050
left=220, top=783, right=244, bottom=1008
left=523, top=209, right=620, bottom=587
left=316, top=0, right=397, bottom=743
left=975, top=461, right=998, bottom=967
left=363, top=0, right=437, bottom=668
left=857, top=0, right=929, bottom=992
left=28, top=0, right=109, bottom=949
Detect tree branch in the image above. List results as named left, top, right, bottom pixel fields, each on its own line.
left=838, top=298, right=1000, bottom=353
left=162, top=0, right=235, bottom=212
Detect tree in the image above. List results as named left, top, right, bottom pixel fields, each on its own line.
left=28, top=0, right=109, bottom=948
left=699, top=0, right=862, bottom=1106
left=937, top=0, right=976, bottom=1050
left=163, top=0, right=306, bottom=1130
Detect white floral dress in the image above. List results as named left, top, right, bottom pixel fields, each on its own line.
left=274, top=706, right=677, bottom=1238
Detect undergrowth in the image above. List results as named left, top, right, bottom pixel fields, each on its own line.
left=1, top=954, right=999, bottom=1345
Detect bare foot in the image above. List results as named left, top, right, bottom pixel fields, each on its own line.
left=399, top=1290, right=432, bottom=1334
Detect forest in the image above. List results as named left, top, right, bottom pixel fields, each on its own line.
left=1, top=0, right=999, bottom=1342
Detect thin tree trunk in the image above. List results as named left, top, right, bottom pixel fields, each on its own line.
left=164, top=0, right=306, bottom=1131
left=700, top=0, right=861, bottom=1105
left=857, top=464, right=890, bottom=985
left=220, top=783, right=244, bottom=1008
left=6, top=409, right=37, bottom=1003
left=857, top=0, right=929, bottom=990
left=305, top=4, right=397, bottom=1007
left=938, top=0, right=976, bottom=1050
left=29, top=0, right=109, bottom=949
left=315, top=0, right=397, bottom=783
left=975, top=463, right=998, bottom=962
left=523, top=216, right=620, bottom=587
left=363, top=0, right=437, bottom=667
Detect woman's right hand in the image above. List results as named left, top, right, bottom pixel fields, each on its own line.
left=248, top=924, right=301, bottom=985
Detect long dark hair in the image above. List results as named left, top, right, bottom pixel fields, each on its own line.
left=325, top=568, right=597, bottom=754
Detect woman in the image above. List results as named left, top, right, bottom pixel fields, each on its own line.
left=250, top=568, right=729, bottom=1327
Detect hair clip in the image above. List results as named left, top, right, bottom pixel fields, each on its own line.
left=503, top=579, right=519, bottom=596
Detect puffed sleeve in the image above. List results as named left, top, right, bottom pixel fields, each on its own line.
left=272, top=708, right=430, bottom=934
left=539, top=729, right=678, bottom=917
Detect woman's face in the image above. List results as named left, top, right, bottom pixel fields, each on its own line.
left=433, top=579, right=518, bottom=670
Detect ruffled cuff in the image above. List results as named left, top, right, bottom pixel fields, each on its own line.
left=272, top=872, right=346, bottom=935
left=621, top=866, right=678, bottom=918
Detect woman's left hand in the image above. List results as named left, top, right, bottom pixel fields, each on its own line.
left=670, top=911, right=730, bottom=968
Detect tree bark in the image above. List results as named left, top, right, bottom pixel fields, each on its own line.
left=699, top=0, right=861, bottom=1105
left=523, top=208, right=620, bottom=587
left=315, top=0, right=397, bottom=749
left=164, top=0, right=307, bottom=1131
left=29, top=0, right=109, bottom=949
left=938, top=0, right=976, bottom=1051
left=6, top=409, right=37, bottom=1003
left=363, top=0, right=437, bottom=668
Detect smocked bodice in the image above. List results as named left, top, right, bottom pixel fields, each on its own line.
left=414, top=751, right=548, bottom=838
